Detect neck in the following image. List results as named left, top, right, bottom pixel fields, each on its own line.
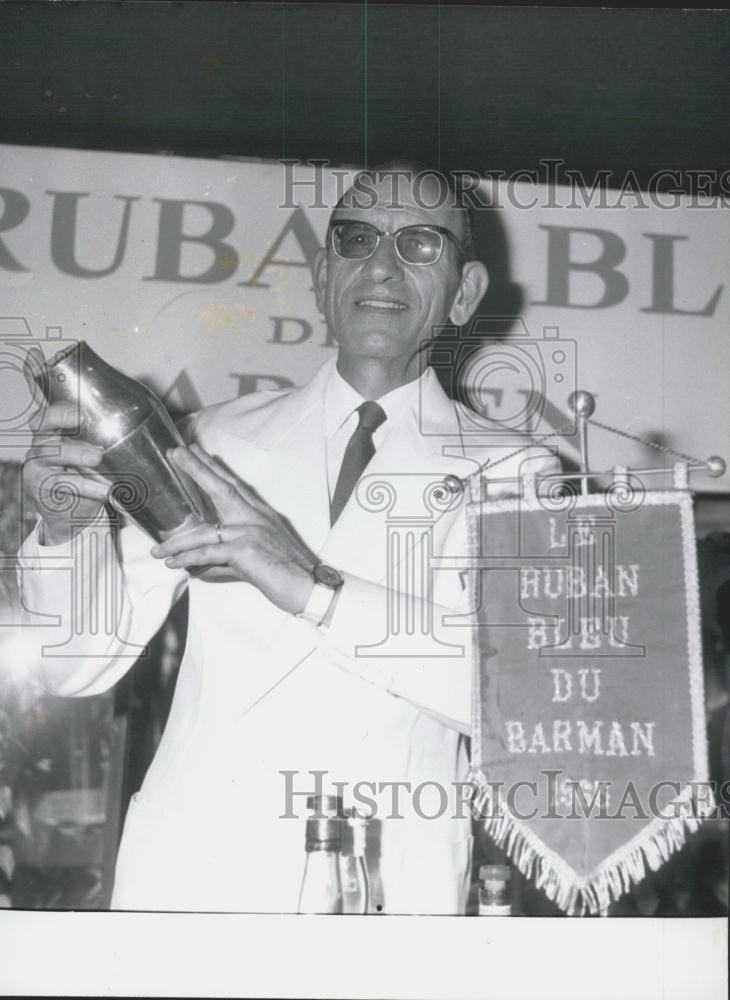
left=336, top=352, right=422, bottom=399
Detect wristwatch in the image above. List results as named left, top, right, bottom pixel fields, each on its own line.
left=298, top=563, right=345, bottom=625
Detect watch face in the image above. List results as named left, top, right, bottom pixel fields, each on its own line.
left=313, top=564, right=344, bottom=589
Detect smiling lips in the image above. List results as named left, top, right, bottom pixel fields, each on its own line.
left=356, top=298, right=408, bottom=311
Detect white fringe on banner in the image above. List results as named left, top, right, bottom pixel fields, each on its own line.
left=468, top=769, right=717, bottom=916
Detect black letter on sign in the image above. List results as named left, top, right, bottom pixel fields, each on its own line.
left=148, top=199, right=239, bottom=284
left=230, top=373, right=295, bottom=396
left=48, top=192, right=139, bottom=277
left=534, top=225, right=629, bottom=309
left=0, top=188, right=30, bottom=271
left=269, top=317, right=312, bottom=345
left=641, top=233, right=723, bottom=316
left=239, top=207, right=320, bottom=288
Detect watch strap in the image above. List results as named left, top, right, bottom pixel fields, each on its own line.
left=298, top=581, right=338, bottom=625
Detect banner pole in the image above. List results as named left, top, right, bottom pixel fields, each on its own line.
left=568, top=390, right=596, bottom=495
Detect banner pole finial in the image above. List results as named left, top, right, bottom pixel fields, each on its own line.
left=568, top=390, right=596, bottom=495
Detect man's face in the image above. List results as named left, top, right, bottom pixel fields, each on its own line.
left=314, top=173, right=470, bottom=366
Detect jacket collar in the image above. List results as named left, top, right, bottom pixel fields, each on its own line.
left=252, top=356, right=466, bottom=460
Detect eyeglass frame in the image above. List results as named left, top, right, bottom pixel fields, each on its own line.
left=327, top=218, right=468, bottom=267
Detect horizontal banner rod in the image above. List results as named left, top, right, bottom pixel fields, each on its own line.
left=465, top=462, right=715, bottom=489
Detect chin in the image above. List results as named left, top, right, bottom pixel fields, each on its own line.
left=348, top=330, right=414, bottom=357
left=343, top=317, right=418, bottom=346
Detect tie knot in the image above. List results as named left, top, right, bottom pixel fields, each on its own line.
left=357, top=400, right=387, bottom=434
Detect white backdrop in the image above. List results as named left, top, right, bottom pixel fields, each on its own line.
left=1, top=144, right=728, bottom=490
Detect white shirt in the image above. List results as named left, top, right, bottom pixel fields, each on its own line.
left=324, top=363, right=429, bottom=500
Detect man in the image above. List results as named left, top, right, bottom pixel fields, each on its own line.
left=19, top=164, right=554, bottom=913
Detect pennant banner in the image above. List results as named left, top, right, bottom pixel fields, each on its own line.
left=467, top=479, right=714, bottom=914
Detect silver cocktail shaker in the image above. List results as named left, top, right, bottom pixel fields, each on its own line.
left=26, top=340, right=217, bottom=542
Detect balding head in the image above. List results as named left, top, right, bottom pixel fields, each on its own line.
left=334, top=161, right=477, bottom=261
left=313, top=160, right=489, bottom=393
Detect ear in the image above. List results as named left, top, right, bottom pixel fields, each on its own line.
left=313, top=247, right=328, bottom=314
left=449, top=261, right=489, bottom=326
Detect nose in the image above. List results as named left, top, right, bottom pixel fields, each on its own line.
left=361, top=235, right=404, bottom=282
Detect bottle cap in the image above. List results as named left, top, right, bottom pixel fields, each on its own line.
left=479, top=864, right=511, bottom=888
left=306, top=794, right=343, bottom=816
left=304, top=817, right=343, bottom=852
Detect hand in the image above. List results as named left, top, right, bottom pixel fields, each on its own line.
left=150, top=444, right=318, bottom=614
left=23, top=402, right=109, bottom=545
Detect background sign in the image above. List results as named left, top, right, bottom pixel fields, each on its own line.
left=1, top=144, right=728, bottom=489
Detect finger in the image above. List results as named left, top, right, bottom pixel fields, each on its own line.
left=151, top=523, right=223, bottom=558
left=189, top=443, right=264, bottom=509
left=188, top=443, right=241, bottom=487
left=35, top=471, right=110, bottom=506
left=83, top=469, right=114, bottom=491
left=169, top=447, right=243, bottom=502
left=29, top=402, right=85, bottom=434
left=164, top=544, right=232, bottom=569
left=26, top=440, right=104, bottom=469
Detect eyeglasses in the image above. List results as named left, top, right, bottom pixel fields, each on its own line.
left=328, top=219, right=467, bottom=266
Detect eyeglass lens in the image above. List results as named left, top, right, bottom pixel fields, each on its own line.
left=332, top=222, right=443, bottom=264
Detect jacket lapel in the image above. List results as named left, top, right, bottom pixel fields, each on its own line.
left=242, top=359, right=334, bottom=551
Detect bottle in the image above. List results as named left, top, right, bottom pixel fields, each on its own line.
left=25, top=339, right=216, bottom=542
left=478, top=864, right=512, bottom=916
left=340, top=808, right=370, bottom=915
left=306, top=794, right=342, bottom=818
left=297, top=815, right=344, bottom=914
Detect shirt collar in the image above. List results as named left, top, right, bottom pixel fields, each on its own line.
left=325, top=360, right=430, bottom=438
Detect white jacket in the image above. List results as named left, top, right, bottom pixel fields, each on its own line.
left=18, top=358, right=556, bottom=913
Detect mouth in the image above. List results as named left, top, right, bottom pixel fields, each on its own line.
left=355, top=298, right=409, bottom=311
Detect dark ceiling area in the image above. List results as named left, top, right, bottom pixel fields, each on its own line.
left=1, top=3, right=729, bottom=192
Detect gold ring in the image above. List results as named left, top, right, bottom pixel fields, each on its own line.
left=215, top=521, right=223, bottom=544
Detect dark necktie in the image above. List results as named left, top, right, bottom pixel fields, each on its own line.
left=330, top=401, right=387, bottom=525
